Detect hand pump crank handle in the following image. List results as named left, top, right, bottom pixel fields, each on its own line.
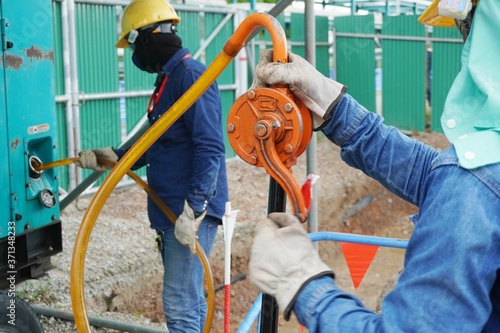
left=253, top=120, right=308, bottom=222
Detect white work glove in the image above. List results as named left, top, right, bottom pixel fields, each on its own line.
left=75, top=147, right=119, bottom=172
left=249, top=212, right=334, bottom=320
left=174, top=200, right=207, bottom=254
left=254, top=49, right=347, bottom=130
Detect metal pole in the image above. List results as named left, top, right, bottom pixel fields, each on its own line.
left=248, top=1, right=311, bottom=331
left=259, top=178, right=286, bottom=333
left=305, top=0, right=318, bottom=244
left=61, top=0, right=77, bottom=191
left=66, top=0, right=82, bottom=185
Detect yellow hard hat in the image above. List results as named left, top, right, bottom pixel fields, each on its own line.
left=418, top=0, right=457, bottom=27
left=115, top=0, right=181, bottom=48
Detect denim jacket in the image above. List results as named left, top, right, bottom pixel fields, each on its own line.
left=293, top=94, right=500, bottom=332
left=115, top=48, right=228, bottom=229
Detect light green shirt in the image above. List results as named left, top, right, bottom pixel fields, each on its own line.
left=441, top=0, right=500, bottom=169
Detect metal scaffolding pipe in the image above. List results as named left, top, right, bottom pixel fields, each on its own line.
left=55, top=84, right=238, bottom=104
left=66, top=0, right=82, bottom=186
left=31, top=305, right=169, bottom=333
left=61, top=0, right=77, bottom=191
left=305, top=0, right=318, bottom=241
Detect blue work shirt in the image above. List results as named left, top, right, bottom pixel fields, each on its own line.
left=293, top=94, right=500, bottom=332
left=115, top=48, right=228, bottom=229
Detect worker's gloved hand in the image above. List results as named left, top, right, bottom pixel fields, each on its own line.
left=249, top=212, right=334, bottom=320
left=175, top=200, right=207, bottom=254
left=254, top=49, right=347, bottom=130
left=75, top=147, right=118, bottom=172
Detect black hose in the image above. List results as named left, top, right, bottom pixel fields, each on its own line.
left=31, top=304, right=168, bottom=333
left=204, top=273, right=247, bottom=297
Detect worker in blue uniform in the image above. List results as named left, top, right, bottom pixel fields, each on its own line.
left=76, top=0, right=228, bottom=332
left=249, top=0, right=500, bottom=331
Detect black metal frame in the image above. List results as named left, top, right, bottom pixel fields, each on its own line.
left=0, top=220, right=63, bottom=289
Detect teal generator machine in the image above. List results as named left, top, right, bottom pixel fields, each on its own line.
left=0, top=0, right=62, bottom=288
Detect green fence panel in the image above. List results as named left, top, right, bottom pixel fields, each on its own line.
left=334, top=15, right=376, bottom=112
left=52, top=1, right=69, bottom=190
left=177, top=10, right=202, bottom=53
left=55, top=104, right=68, bottom=190
left=204, top=12, right=233, bottom=68
left=75, top=3, right=119, bottom=94
left=316, top=16, right=331, bottom=77
left=290, top=13, right=306, bottom=58
left=75, top=3, right=121, bottom=182
left=204, top=11, right=237, bottom=158
left=290, top=13, right=305, bottom=41
left=290, top=14, right=330, bottom=77
left=430, top=27, right=463, bottom=133
left=381, top=15, right=426, bottom=131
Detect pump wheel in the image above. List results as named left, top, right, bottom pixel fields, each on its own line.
left=227, top=86, right=313, bottom=221
left=0, top=291, right=45, bottom=333
left=227, top=87, right=313, bottom=169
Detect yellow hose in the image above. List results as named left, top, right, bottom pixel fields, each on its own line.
left=33, top=157, right=79, bottom=171
left=68, top=13, right=288, bottom=332
left=69, top=54, right=231, bottom=333
left=123, top=166, right=215, bottom=327
left=36, top=157, right=215, bottom=331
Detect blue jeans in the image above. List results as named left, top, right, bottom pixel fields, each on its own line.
left=157, top=215, right=220, bottom=333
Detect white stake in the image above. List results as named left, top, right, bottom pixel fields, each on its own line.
left=222, top=201, right=239, bottom=333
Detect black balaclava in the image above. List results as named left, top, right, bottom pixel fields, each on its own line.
left=132, top=32, right=182, bottom=73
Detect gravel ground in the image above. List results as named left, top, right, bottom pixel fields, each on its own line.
left=17, top=185, right=168, bottom=332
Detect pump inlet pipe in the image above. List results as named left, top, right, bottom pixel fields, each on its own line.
left=68, top=12, right=302, bottom=333
left=222, top=202, right=239, bottom=333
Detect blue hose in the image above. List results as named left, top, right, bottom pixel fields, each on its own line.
left=237, top=293, right=262, bottom=333
left=236, top=231, right=409, bottom=332
left=309, top=231, right=408, bottom=249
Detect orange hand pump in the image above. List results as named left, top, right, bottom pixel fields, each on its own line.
left=227, top=36, right=312, bottom=223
